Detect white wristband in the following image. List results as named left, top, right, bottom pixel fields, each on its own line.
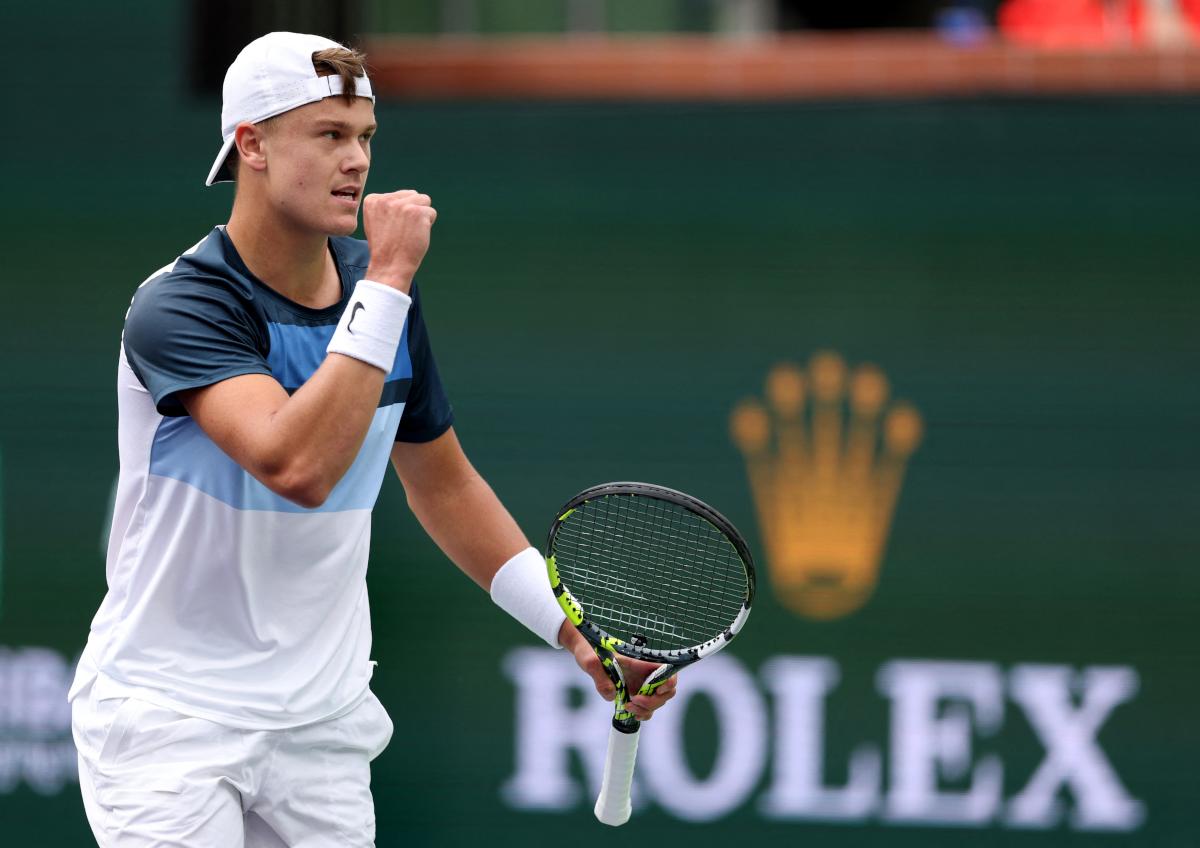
left=326, top=280, right=412, bottom=373
left=490, top=547, right=567, bottom=649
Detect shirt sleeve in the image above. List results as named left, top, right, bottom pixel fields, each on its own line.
left=123, top=275, right=272, bottom=417
left=396, top=283, right=454, bottom=443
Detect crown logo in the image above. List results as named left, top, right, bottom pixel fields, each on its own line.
left=730, top=352, right=922, bottom=620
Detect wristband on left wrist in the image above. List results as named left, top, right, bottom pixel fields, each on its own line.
left=489, top=546, right=567, bottom=649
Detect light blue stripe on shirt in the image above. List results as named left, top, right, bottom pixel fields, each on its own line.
left=148, top=404, right=405, bottom=513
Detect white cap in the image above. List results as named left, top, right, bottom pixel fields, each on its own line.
left=206, top=32, right=375, bottom=186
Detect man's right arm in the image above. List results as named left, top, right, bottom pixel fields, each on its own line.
left=179, top=190, right=436, bottom=508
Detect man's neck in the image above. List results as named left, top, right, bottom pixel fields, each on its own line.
left=225, top=193, right=339, bottom=310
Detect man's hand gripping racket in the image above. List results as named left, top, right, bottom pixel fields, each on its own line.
left=545, top=482, right=756, bottom=826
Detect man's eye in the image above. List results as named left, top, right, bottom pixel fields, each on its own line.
left=324, top=130, right=340, bottom=139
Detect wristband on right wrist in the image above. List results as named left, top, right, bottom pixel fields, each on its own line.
left=326, top=279, right=412, bottom=373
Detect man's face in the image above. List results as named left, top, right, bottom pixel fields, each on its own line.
left=258, top=96, right=376, bottom=237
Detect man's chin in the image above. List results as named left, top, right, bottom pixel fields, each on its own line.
left=325, top=214, right=360, bottom=238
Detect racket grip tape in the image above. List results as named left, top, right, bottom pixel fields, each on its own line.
left=594, top=723, right=640, bottom=826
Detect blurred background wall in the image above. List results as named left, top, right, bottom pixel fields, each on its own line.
left=1, top=1, right=1197, bottom=845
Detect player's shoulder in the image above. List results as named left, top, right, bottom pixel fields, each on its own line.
left=131, top=227, right=258, bottom=313
left=124, top=228, right=263, bottom=352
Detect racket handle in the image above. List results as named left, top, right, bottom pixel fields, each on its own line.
left=594, top=723, right=640, bottom=826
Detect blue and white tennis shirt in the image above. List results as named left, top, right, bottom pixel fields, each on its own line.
left=70, top=226, right=453, bottom=729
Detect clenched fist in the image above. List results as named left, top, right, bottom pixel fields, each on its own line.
left=362, top=190, right=437, bottom=294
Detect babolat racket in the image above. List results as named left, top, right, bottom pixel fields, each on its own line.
left=545, top=482, right=756, bottom=826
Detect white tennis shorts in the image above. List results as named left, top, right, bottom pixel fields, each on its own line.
left=71, top=686, right=394, bottom=847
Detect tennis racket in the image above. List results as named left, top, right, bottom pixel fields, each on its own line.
left=545, top=482, right=756, bottom=826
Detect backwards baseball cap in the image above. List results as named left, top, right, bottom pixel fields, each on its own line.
left=206, top=31, right=375, bottom=186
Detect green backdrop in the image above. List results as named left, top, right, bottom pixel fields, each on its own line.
left=1, top=2, right=1197, bottom=846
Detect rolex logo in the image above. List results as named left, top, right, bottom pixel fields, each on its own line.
left=730, top=352, right=922, bottom=620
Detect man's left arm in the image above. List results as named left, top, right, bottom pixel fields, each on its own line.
left=390, top=428, right=676, bottom=720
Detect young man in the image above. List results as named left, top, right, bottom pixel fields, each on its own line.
left=69, top=32, right=675, bottom=847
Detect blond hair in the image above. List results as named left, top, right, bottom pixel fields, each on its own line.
left=311, top=46, right=369, bottom=103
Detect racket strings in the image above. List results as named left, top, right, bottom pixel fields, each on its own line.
left=553, top=494, right=747, bottom=651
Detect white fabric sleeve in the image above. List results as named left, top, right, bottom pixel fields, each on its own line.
left=326, top=280, right=412, bottom=372
left=490, top=547, right=567, bottom=649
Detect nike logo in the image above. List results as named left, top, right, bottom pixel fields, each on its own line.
left=347, top=301, right=365, bottom=334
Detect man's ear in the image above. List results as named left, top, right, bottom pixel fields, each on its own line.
left=234, top=122, right=269, bottom=176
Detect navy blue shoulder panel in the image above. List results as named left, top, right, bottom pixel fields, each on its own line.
left=123, top=230, right=273, bottom=417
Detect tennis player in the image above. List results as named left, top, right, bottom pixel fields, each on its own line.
left=69, top=32, right=675, bottom=847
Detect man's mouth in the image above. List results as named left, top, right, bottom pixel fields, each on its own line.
left=332, top=187, right=359, bottom=203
